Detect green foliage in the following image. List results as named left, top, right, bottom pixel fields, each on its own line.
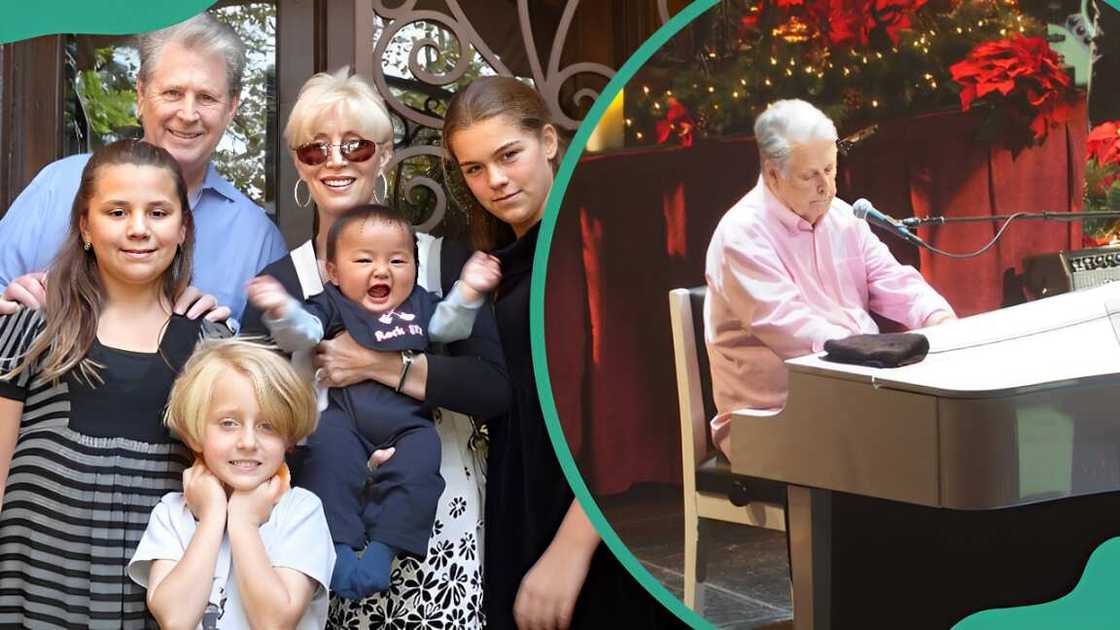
left=210, top=3, right=275, bottom=206
left=1083, top=158, right=1120, bottom=238
left=76, top=66, right=138, bottom=135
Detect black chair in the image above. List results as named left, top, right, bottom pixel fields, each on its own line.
left=668, top=286, right=787, bottom=611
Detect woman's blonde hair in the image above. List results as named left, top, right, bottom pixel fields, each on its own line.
left=284, top=67, right=394, bottom=148
left=2, top=140, right=193, bottom=385
left=442, top=76, right=563, bottom=250
left=164, top=338, right=319, bottom=449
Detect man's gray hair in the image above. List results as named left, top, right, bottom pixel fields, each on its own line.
left=137, top=12, right=247, bottom=97
left=754, top=99, right=838, bottom=174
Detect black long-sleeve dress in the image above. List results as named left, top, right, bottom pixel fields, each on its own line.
left=485, top=223, right=686, bottom=629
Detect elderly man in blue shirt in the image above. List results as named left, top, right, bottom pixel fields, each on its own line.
left=0, top=12, right=287, bottom=323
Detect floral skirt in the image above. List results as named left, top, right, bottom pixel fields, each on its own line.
left=328, top=409, right=487, bottom=629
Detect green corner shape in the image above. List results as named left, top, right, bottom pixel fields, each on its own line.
left=530, top=1, right=720, bottom=628
left=953, top=537, right=1120, bottom=630
left=0, top=2, right=218, bottom=44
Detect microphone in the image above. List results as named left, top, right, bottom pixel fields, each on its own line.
left=851, top=198, right=923, bottom=245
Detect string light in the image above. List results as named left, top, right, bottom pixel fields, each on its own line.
left=627, top=1, right=1046, bottom=147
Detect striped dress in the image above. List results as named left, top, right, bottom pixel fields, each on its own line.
left=0, top=309, right=209, bottom=629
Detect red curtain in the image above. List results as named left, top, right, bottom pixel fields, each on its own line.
left=544, top=103, right=1088, bottom=495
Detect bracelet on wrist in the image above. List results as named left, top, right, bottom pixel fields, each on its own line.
left=396, top=350, right=417, bottom=393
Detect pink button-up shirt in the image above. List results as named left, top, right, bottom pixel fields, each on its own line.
left=704, top=177, right=954, bottom=455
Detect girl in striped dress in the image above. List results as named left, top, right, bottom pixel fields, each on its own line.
left=0, top=139, right=223, bottom=628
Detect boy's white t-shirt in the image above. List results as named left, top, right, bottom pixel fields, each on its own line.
left=128, top=487, right=337, bottom=629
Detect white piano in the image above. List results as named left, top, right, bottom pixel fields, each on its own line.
left=730, top=283, right=1120, bottom=629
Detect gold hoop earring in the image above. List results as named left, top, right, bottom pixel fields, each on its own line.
left=373, top=173, right=389, bottom=204
left=294, top=179, right=313, bottom=208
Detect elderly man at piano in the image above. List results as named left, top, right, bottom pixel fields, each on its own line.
left=704, top=98, right=956, bottom=458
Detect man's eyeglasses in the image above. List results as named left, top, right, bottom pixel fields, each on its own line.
left=293, top=138, right=378, bottom=166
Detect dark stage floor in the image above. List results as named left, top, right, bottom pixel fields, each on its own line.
left=599, top=483, right=794, bottom=629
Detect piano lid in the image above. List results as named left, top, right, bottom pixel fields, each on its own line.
left=786, top=283, right=1120, bottom=398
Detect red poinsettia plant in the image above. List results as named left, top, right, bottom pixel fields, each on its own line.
left=826, top=0, right=929, bottom=47
left=656, top=97, right=696, bottom=148
left=1083, top=121, right=1120, bottom=245
left=949, top=35, right=1077, bottom=145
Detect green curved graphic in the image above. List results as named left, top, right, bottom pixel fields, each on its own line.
left=0, top=1, right=217, bottom=44
left=954, top=537, right=1120, bottom=629
left=529, top=1, right=720, bottom=628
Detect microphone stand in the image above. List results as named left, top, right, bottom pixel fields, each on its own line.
left=877, top=210, right=1120, bottom=259
left=901, top=210, right=1120, bottom=228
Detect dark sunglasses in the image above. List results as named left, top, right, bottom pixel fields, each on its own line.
left=293, top=138, right=378, bottom=166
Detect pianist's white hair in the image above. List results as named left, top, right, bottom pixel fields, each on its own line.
left=754, top=99, right=838, bottom=175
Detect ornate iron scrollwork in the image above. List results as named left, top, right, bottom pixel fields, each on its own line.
left=369, top=0, right=666, bottom=233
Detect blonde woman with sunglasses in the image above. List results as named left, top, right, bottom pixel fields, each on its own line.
left=240, top=68, right=508, bottom=630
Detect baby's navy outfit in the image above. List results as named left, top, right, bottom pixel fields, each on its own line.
left=278, top=283, right=456, bottom=557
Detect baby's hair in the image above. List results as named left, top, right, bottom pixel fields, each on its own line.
left=164, top=338, right=318, bottom=448
left=324, top=204, right=417, bottom=264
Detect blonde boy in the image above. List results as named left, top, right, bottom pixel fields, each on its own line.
left=128, top=338, right=335, bottom=629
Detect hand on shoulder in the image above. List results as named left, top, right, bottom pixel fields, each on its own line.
left=2, top=272, right=47, bottom=311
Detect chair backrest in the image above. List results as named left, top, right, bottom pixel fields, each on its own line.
left=669, top=286, right=717, bottom=479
